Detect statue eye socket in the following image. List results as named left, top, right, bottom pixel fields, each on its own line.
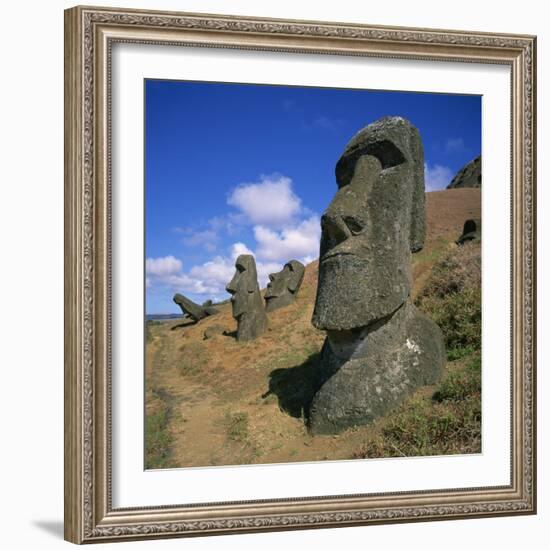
left=343, top=216, right=364, bottom=235
left=236, top=264, right=245, bottom=273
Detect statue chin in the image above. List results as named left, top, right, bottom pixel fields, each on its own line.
left=313, top=250, right=411, bottom=331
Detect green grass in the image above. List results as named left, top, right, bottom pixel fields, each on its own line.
left=411, top=235, right=448, bottom=268
left=353, top=354, right=481, bottom=458
left=145, top=389, right=174, bottom=469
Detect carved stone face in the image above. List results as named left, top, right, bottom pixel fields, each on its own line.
left=265, top=265, right=290, bottom=299
left=226, top=254, right=258, bottom=318
left=312, top=117, right=425, bottom=331
left=264, top=260, right=305, bottom=311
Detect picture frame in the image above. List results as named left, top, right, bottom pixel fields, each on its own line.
left=64, top=5, right=537, bottom=544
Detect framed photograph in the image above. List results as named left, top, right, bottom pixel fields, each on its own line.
left=64, top=5, right=537, bottom=544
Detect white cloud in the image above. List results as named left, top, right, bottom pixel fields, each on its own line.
left=230, top=242, right=253, bottom=258
left=146, top=255, right=220, bottom=295
left=148, top=175, right=322, bottom=305
left=145, top=255, right=182, bottom=277
left=146, top=243, right=260, bottom=300
left=227, top=175, right=303, bottom=227
left=424, top=163, right=453, bottom=191
left=254, top=215, right=321, bottom=262
left=182, top=229, right=219, bottom=252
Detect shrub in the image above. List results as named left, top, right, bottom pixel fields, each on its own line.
left=416, top=242, right=481, bottom=355
left=224, top=411, right=249, bottom=442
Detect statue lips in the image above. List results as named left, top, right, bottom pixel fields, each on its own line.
left=320, top=250, right=355, bottom=263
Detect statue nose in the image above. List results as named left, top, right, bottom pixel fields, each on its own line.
left=321, top=214, right=351, bottom=247
left=226, top=279, right=236, bottom=293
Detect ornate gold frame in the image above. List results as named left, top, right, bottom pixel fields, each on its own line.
left=64, top=5, right=537, bottom=544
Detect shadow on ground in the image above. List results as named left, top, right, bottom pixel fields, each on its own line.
left=170, top=319, right=197, bottom=330
left=264, top=352, right=322, bottom=421
left=33, top=520, right=64, bottom=540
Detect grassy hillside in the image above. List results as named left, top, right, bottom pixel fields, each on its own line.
left=146, top=188, right=482, bottom=469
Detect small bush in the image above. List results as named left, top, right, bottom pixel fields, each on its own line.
left=224, top=412, right=249, bottom=442
left=433, top=354, right=481, bottom=402
left=416, top=242, right=481, bottom=355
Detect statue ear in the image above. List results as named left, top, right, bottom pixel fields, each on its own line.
left=409, top=138, right=426, bottom=253
left=247, top=262, right=259, bottom=293
left=287, top=277, right=300, bottom=293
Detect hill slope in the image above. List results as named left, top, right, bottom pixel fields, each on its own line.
left=146, top=188, right=481, bottom=468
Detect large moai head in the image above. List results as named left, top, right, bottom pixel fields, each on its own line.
left=226, top=254, right=268, bottom=341
left=226, top=254, right=259, bottom=318
left=312, top=116, right=425, bottom=331
left=264, top=260, right=306, bottom=312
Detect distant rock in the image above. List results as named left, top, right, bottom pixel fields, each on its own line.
left=447, top=155, right=481, bottom=189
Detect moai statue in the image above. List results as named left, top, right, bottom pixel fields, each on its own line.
left=457, top=218, right=481, bottom=245
left=264, top=260, right=306, bottom=313
left=226, top=254, right=268, bottom=341
left=173, top=293, right=219, bottom=322
left=310, top=116, right=445, bottom=434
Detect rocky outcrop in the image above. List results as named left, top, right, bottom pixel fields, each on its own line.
left=310, top=116, right=445, bottom=434
left=447, top=155, right=481, bottom=189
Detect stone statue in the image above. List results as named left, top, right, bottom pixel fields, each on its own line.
left=309, top=116, right=445, bottom=434
left=264, top=260, right=305, bottom=312
left=457, top=218, right=481, bottom=245
left=226, top=254, right=268, bottom=341
left=173, top=293, right=219, bottom=322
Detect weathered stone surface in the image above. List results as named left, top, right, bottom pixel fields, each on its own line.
left=312, top=116, right=425, bottom=331
left=200, top=299, right=221, bottom=315
left=173, top=293, right=219, bottom=322
left=310, top=116, right=445, bottom=434
left=264, top=260, right=305, bottom=312
left=447, top=155, right=481, bottom=189
left=309, top=301, right=445, bottom=434
left=226, top=254, right=268, bottom=341
left=457, top=218, right=481, bottom=245
left=203, top=324, right=227, bottom=339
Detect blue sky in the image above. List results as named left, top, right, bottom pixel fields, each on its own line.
left=145, top=80, right=481, bottom=314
